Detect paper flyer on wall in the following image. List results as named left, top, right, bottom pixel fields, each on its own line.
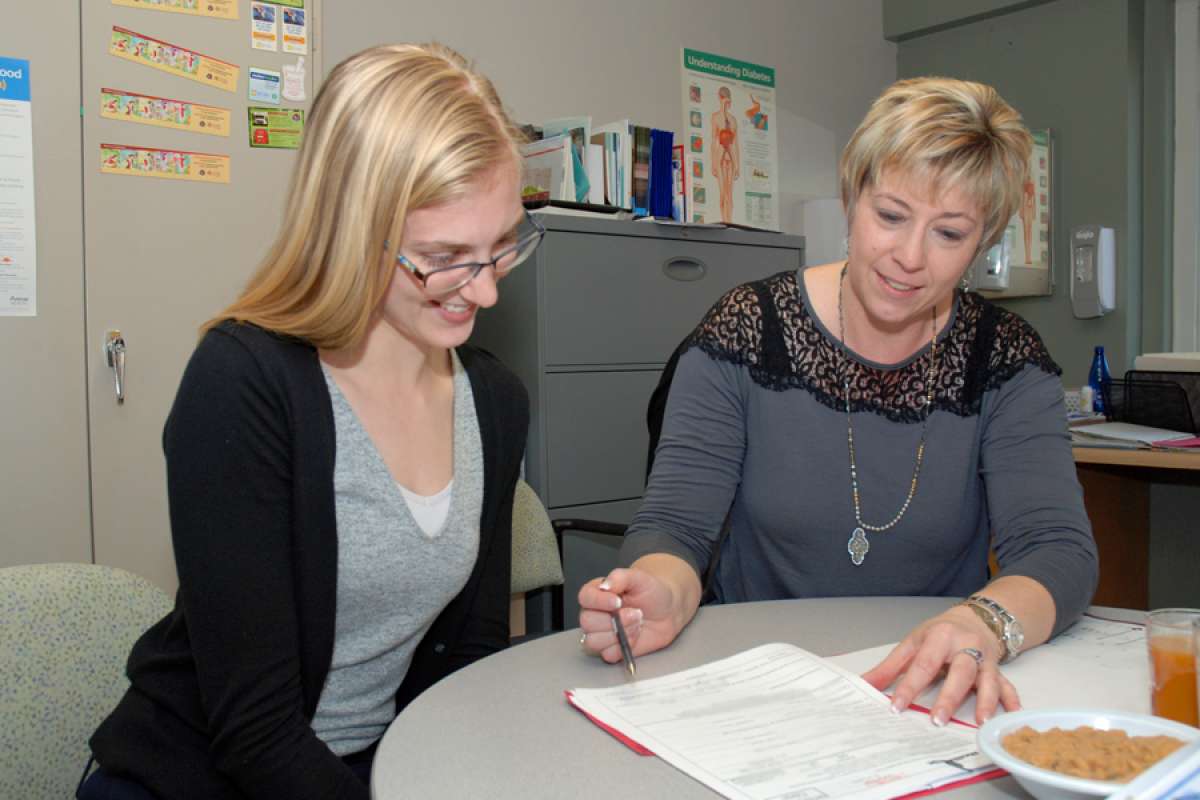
left=681, top=48, right=779, bottom=231
left=281, top=6, right=308, bottom=55
left=0, top=57, right=37, bottom=316
left=101, top=143, right=230, bottom=183
left=111, top=0, right=239, bottom=20
left=109, top=27, right=239, bottom=93
left=282, top=57, right=306, bottom=102
left=101, top=88, right=230, bottom=137
left=250, top=2, right=279, bottom=52
left=248, top=107, right=304, bottom=149
left=248, top=67, right=281, bottom=104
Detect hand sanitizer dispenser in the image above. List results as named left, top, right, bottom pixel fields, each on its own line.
left=969, top=226, right=1014, bottom=291
left=1070, top=225, right=1115, bottom=319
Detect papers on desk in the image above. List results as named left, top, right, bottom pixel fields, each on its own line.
left=566, top=643, right=999, bottom=800
left=827, top=614, right=1149, bottom=726
left=1070, top=421, right=1197, bottom=448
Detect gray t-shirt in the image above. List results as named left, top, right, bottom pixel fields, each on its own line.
left=621, top=269, right=1097, bottom=636
left=313, top=351, right=483, bottom=755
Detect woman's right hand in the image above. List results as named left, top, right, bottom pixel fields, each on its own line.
left=577, top=567, right=682, bottom=665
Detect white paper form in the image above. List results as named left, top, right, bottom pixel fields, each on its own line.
left=0, top=56, right=36, bottom=316
left=827, top=614, right=1150, bottom=725
left=569, top=643, right=994, bottom=800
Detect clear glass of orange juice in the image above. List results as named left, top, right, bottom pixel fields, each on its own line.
left=1194, top=617, right=1200, bottom=721
left=1147, top=608, right=1199, bottom=726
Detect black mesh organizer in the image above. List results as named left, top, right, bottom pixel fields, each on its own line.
left=1101, top=370, right=1200, bottom=434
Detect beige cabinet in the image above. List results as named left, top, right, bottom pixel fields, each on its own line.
left=0, top=1, right=90, bottom=568
left=2, top=2, right=320, bottom=592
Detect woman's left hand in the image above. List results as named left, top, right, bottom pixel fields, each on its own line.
left=861, top=604, right=1021, bottom=726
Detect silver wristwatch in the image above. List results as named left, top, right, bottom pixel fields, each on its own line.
left=964, top=594, right=1025, bottom=663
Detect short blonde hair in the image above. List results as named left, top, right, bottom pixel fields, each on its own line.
left=206, top=43, right=524, bottom=348
left=839, top=77, right=1032, bottom=251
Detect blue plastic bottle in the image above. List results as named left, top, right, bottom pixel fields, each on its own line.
left=1088, top=346, right=1112, bottom=414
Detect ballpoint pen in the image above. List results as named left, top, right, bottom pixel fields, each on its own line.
left=611, top=612, right=637, bottom=679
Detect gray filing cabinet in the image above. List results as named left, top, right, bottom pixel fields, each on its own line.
left=471, top=214, right=805, bottom=630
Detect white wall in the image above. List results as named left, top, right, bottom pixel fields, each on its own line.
left=323, top=0, right=895, bottom=241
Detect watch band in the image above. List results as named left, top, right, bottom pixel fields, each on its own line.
left=965, top=594, right=1024, bottom=663
left=961, top=600, right=1006, bottom=657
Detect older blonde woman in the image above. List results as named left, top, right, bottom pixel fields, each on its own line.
left=579, top=77, right=1096, bottom=726
left=82, top=44, right=540, bottom=800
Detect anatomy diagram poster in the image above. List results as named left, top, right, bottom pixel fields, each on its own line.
left=681, top=48, right=779, bottom=230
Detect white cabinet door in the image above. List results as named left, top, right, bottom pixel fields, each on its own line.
left=0, top=2, right=91, bottom=568
left=81, top=2, right=320, bottom=592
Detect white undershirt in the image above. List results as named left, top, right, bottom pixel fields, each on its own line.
left=397, top=479, right=453, bottom=538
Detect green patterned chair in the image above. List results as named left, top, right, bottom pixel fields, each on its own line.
left=510, top=479, right=627, bottom=634
left=510, top=479, right=564, bottom=597
left=0, top=563, right=172, bottom=799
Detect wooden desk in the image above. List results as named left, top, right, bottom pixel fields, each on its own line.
left=1073, top=446, right=1200, bottom=609
left=1075, top=446, right=1200, bottom=470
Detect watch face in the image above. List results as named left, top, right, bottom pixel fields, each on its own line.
left=1006, top=620, right=1025, bottom=653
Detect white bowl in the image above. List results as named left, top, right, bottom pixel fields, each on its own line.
left=976, top=708, right=1200, bottom=800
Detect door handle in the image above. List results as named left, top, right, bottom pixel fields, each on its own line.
left=104, top=329, right=127, bottom=404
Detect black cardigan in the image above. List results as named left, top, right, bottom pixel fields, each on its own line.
left=90, top=321, right=529, bottom=800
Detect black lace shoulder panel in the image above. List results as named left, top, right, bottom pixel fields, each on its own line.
left=682, top=270, right=1061, bottom=422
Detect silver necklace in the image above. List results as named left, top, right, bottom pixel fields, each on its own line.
left=837, top=264, right=939, bottom=566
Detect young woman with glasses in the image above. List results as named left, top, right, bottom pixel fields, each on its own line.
left=81, top=43, right=540, bottom=800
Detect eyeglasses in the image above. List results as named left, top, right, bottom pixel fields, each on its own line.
left=394, top=211, right=545, bottom=295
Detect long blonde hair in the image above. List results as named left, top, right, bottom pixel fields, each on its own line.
left=839, top=77, right=1032, bottom=252
left=206, top=43, right=524, bottom=348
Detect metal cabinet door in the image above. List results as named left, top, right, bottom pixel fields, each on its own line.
left=0, top=2, right=91, bottom=568
left=81, top=2, right=321, bottom=591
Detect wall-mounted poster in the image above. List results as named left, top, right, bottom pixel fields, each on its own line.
left=971, top=129, right=1053, bottom=298
left=680, top=48, right=779, bottom=230
left=111, top=0, right=239, bottom=20
left=109, top=26, right=239, bottom=93
left=101, top=88, right=231, bottom=137
left=0, top=56, right=36, bottom=316
left=100, top=143, right=230, bottom=183
left=1013, top=129, right=1052, bottom=270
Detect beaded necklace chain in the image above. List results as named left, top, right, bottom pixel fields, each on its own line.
left=837, top=264, right=940, bottom=566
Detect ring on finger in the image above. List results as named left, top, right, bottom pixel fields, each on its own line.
left=957, top=647, right=984, bottom=666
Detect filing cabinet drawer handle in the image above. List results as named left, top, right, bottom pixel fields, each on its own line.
left=662, top=257, right=707, bottom=282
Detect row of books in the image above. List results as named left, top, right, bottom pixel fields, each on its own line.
left=519, top=116, right=682, bottom=220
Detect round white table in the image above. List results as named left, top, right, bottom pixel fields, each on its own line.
left=372, top=597, right=1084, bottom=798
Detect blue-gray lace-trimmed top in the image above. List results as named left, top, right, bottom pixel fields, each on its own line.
left=621, top=268, right=1097, bottom=637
